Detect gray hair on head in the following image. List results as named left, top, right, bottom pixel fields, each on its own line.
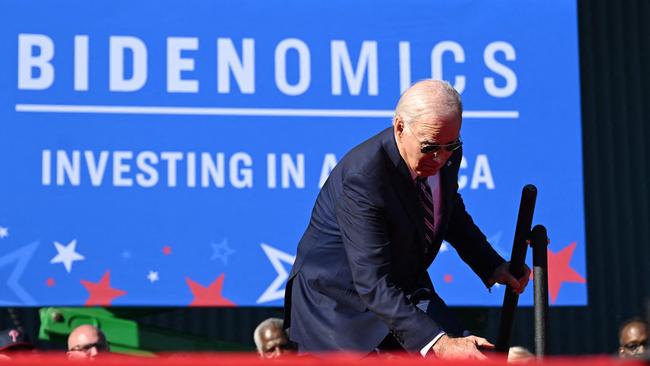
left=253, top=317, right=284, bottom=353
left=394, top=79, right=463, bottom=126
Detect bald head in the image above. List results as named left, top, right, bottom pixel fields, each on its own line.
left=395, top=80, right=462, bottom=127
left=67, top=325, right=108, bottom=359
left=619, top=320, right=647, bottom=359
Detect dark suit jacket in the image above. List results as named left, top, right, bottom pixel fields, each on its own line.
left=284, top=127, right=504, bottom=354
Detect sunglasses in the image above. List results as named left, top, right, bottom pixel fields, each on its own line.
left=404, top=122, right=462, bottom=155
left=419, top=139, right=463, bottom=154
left=69, top=341, right=107, bottom=353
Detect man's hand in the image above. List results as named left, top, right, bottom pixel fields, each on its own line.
left=489, top=261, right=531, bottom=294
left=430, top=334, right=494, bottom=360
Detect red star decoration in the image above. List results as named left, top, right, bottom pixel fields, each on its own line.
left=443, top=274, right=453, bottom=283
left=80, top=271, right=127, bottom=306
left=531, top=242, right=586, bottom=304
left=162, top=246, right=172, bottom=255
left=185, top=273, right=235, bottom=307
left=46, top=278, right=55, bottom=287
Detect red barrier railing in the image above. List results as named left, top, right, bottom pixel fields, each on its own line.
left=0, top=353, right=643, bottom=366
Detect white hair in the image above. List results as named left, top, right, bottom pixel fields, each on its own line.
left=253, top=318, right=284, bottom=354
left=394, top=79, right=463, bottom=126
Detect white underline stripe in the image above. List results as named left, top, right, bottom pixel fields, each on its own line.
left=15, top=104, right=519, bottom=119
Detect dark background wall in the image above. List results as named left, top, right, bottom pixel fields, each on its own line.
left=2, top=0, right=649, bottom=355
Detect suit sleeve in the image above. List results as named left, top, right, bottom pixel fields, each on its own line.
left=336, top=172, right=441, bottom=353
left=444, top=191, right=505, bottom=286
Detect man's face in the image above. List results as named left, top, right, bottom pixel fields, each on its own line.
left=619, top=322, right=648, bottom=358
left=395, top=113, right=461, bottom=177
left=259, top=326, right=290, bottom=359
left=67, top=328, right=107, bottom=359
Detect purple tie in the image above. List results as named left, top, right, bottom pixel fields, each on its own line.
left=416, top=177, right=434, bottom=244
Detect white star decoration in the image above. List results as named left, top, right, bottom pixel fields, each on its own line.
left=440, top=241, right=449, bottom=253
left=488, top=231, right=502, bottom=245
left=440, top=233, right=503, bottom=255
left=257, top=243, right=295, bottom=304
left=147, top=271, right=159, bottom=283
left=0, top=227, right=8, bottom=239
left=50, top=240, right=85, bottom=273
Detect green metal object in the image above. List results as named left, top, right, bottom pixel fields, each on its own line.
left=39, top=307, right=251, bottom=355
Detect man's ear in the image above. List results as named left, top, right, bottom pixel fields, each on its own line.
left=393, top=116, right=404, bottom=137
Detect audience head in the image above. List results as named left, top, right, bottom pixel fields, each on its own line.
left=618, top=318, right=647, bottom=359
left=253, top=318, right=291, bottom=358
left=507, top=346, right=533, bottom=363
left=0, top=328, right=34, bottom=359
left=67, top=324, right=109, bottom=359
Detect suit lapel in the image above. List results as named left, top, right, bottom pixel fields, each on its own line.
left=381, top=129, right=427, bottom=245
left=381, top=129, right=464, bottom=256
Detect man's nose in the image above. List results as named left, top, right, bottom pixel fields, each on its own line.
left=434, top=147, right=452, bottom=159
left=432, top=151, right=451, bottom=165
left=89, top=346, right=99, bottom=357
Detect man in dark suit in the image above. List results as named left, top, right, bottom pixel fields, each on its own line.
left=284, top=80, right=530, bottom=359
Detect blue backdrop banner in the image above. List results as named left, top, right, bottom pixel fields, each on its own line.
left=0, top=0, right=586, bottom=306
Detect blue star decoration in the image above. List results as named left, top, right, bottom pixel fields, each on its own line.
left=0, top=241, right=39, bottom=305
left=487, top=231, right=507, bottom=257
left=210, top=238, right=235, bottom=264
